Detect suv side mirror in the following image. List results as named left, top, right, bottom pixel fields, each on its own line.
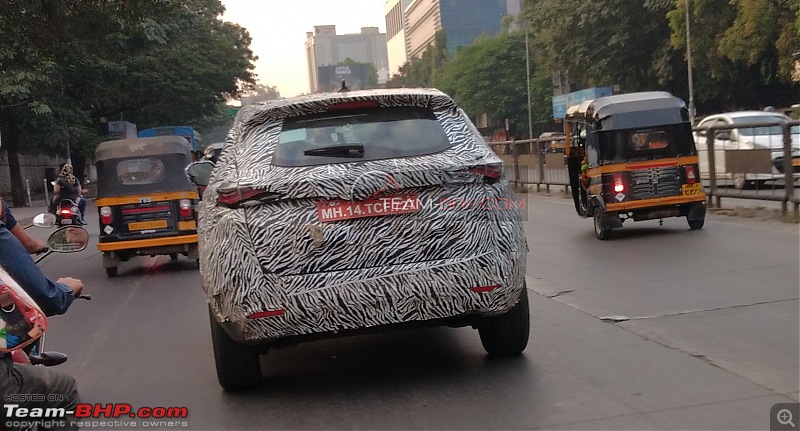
left=185, top=161, right=214, bottom=187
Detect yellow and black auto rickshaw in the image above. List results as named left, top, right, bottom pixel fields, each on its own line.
left=564, top=92, right=707, bottom=240
left=95, top=136, right=200, bottom=276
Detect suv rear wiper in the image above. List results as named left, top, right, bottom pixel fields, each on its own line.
left=303, top=145, right=364, bottom=158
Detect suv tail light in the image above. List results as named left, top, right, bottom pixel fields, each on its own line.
left=179, top=199, right=193, bottom=218
left=458, top=163, right=503, bottom=183
left=613, top=173, right=625, bottom=193
left=217, top=187, right=283, bottom=208
left=100, top=206, right=112, bottom=225
left=685, top=166, right=697, bottom=184
left=328, top=101, right=380, bottom=111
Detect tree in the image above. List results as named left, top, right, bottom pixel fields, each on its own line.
left=338, top=58, right=379, bottom=88
left=387, top=31, right=448, bottom=88
left=243, top=84, right=281, bottom=104
left=0, top=0, right=256, bottom=205
left=435, top=30, right=553, bottom=138
left=524, top=0, right=681, bottom=93
left=668, top=0, right=800, bottom=110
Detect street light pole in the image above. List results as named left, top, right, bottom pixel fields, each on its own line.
left=685, top=0, right=695, bottom=125
left=525, top=23, right=533, bottom=139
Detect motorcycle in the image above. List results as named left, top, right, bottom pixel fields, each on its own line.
left=10, top=213, right=91, bottom=367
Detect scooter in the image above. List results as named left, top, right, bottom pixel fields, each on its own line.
left=54, top=198, right=84, bottom=227
left=10, top=213, right=91, bottom=367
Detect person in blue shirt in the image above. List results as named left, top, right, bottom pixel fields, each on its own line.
left=0, top=217, right=84, bottom=430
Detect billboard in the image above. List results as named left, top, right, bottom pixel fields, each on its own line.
left=107, top=121, right=137, bottom=140
left=317, top=64, right=371, bottom=93
left=552, top=86, right=614, bottom=119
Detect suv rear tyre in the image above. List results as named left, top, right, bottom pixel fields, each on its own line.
left=209, top=306, right=263, bottom=391
left=478, top=287, right=530, bottom=356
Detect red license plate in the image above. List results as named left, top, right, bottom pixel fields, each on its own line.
left=316, top=194, right=421, bottom=222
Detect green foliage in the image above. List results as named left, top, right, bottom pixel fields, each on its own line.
left=387, top=31, right=448, bottom=88
left=0, top=0, right=257, bottom=204
left=338, top=58, right=379, bottom=87
left=435, top=31, right=552, bottom=137
left=667, top=0, right=799, bottom=109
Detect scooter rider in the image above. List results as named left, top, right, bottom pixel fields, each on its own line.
left=50, top=164, right=87, bottom=224
left=0, top=218, right=84, bottom=430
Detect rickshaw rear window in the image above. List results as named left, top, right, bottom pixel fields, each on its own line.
left=630, top=130, right=670, bottom=151
left=116, top=159, right=166, bottom=185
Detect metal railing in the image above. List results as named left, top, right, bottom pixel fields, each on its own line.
left=489, top=137, right=571, bottom=194
left=489, top=120, right=800, bottom=217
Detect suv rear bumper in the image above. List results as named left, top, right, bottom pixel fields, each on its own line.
left=208, top=252, right=527, bottom=346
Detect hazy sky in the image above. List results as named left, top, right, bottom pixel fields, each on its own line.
left=221, top=0, right=386, bottom=97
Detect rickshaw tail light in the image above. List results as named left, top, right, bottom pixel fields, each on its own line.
left=100, top=206, right=113, bottom=224
left=685, top=166, right=697, bottom=184
left=613, top=174, right=625, bottom=193
left=179, top=199, right=193, bottom=218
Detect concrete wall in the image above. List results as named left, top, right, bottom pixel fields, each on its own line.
left=0, top=152, right=67, bottom=197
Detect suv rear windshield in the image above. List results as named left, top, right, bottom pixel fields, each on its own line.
left=272, top=106, right=450, bottom=167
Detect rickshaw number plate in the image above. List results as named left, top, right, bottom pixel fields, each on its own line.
left=129, top=220, right=168, bottom=231
left=682, top=183, right=702, bottom=196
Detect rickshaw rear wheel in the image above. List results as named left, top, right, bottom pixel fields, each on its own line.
left=105, top=267, right=118, bottom=277
left=594, top=212, right=611, bottom=240
left=170, top=253, right=178, bottom=261
left=688, top=217, right=705, bottom=230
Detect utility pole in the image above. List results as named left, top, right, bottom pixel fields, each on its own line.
left=525, top=23, right=533, bottom=139
left=685, top=0, right=695, bottom=125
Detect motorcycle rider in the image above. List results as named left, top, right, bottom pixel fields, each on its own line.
left=0, top=214, right=84, bottom=430
left=0, top=197, right=47, bottom=254
left=50, top=164, right=87, bottom=225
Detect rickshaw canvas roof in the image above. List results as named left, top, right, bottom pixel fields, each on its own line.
left=95, top=136, right=193, bottom=161
left=565, top=92, right=686, bottom=122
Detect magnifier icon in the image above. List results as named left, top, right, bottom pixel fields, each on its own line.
left=778, top=409, right=796, bottom=427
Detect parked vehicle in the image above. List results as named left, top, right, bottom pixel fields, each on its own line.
left=564, top=91, right=707, bottom=239
left=94, top=136, right=200, bottom=277
left=138, top=126, right=202, bottom=151
left=693, top=111, right=800, bottom=189
left=187, top=88, right=530, bottom=391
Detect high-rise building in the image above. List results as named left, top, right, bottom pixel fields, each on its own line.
left=305, top=26, right=389, bottom=93
left=402, top=0, right=522, bottom=61
left=385, top=0, right=413, bottom=76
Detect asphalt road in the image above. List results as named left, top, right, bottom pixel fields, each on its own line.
left=26, top=198, right=799, bottom=430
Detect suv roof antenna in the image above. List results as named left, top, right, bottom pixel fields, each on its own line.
left=339, top=80, right=349, bottom=93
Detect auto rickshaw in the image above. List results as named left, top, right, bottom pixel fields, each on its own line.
left=564, top=91, right=707, bottom=240
left=95, top=136, right=200, bottom=276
